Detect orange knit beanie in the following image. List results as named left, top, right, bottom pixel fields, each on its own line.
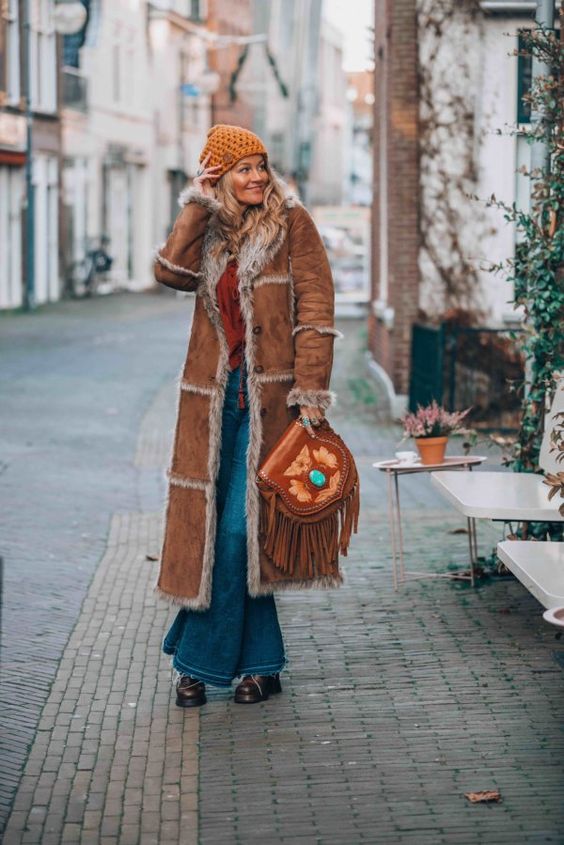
left=198, top=124, right=268, bottom=179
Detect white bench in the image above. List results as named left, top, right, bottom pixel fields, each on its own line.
left=497, top=541, right=564, bottom=609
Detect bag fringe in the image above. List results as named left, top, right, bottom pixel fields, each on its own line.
left=259, top=479, right=360, bottom=578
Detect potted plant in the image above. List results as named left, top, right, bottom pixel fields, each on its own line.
left=402, top=400, right=472, bottom=465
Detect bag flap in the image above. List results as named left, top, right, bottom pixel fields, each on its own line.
left=257, top=420, right=351, bottom=515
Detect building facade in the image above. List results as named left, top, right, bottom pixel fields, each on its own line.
left=246, top=0, right=323, bottom=201
left=61, top=0, right=216, bottom=293
left=0, top=0, right=60, bottom=309
left=308, top=15, right=347, bottom=206
left=206, top=0, right=254, bottom=129
left=2, top=0, right=349, bottom=309
left=344, top=70, right=373, bottom=207
left=369, top=0, right=551, bottom=413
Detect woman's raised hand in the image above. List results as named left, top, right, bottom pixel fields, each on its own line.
left=193, top=152, right=221, bottom=198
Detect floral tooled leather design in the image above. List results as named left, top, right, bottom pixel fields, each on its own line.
left=288, top=478, right=313, bottom=502
left=312, top=446, right=338, bottom=469
left=283, top=445, right=312, bottom=477
left=314, top=470, right=341, bottom=504
left=284, top=444, right=340, bottom=504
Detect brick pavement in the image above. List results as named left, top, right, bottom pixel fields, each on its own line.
left=0, top=292, right=192, bottom=830
left=3, top=304, right=564, bottom=844
left=2, top=511, right=197, bottom=845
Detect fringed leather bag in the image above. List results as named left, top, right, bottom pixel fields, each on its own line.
left=256, top=418, right=360, bottom=580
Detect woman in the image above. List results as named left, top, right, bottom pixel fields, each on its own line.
left=153, top=124, right=342, bottom=706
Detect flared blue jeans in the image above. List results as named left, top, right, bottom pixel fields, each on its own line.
left=162, top=365, right=287, bottom=687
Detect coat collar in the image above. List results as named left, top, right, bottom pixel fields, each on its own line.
left=197, top=194, right=300, bottom=327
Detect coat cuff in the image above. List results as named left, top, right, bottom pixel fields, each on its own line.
left=292, top=323, right=344, bottom=339
left=177, top=186, right=222, bottom=214
left=286, top=387, right=337, bottom=411
left=153, top=246, right=202, bottom=278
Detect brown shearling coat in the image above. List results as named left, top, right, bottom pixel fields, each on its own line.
left=153, top=187, right=342, bottom=609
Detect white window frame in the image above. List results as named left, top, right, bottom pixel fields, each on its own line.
left=33, top=153, right=59, bottom=304
left=6, top=0, right=21, bottom=104
left=0, top=165, right=25, bottom=309
left=30, top=0, right=57, bottom=113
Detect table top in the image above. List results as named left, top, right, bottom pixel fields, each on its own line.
left=497, top=540, right=564, bottom=609
left=431, top=470, right=563, bottom=520
left=373, top=455, right=487, bottom=474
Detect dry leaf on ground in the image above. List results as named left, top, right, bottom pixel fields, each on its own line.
left=464, top=790, right=502, bottom=804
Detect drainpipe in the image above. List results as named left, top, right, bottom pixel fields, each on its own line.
left=23, top=0, right=35, bottom=311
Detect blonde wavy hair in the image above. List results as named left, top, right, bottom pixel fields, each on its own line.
left=211, top=159, right=290, bottom=260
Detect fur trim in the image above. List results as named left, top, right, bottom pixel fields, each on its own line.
left=190, top=242, right=231, bottom=611
left=154, top=247, right=201, bottom=279
left=196, top=226, right=229, bottom=328
left=180, top=380, right=216, bottom=397
left=178, top=186, right=222, bottom=214
left=292, top=323, right=344, bottom=339
left=152, top=366, right=188, bottom=602
left=167, top=473, right=210, bottom=491
left=154, top=582, right=216, bottom=610
left=255, top=370, right=295, bottom=384
left=288, top=257, right=296, bottom=329
left=283, top=193, right=302, bottom=209
left=252, top=571, right=346, bottom=596
left=286, top=387, right=337, bottom=410
left=253, top=273, right=292, bottom=289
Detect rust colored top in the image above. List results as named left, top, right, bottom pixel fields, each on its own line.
left=216, top=259, right=247, bottom=408
left=216, top=259, right=245, bottom=371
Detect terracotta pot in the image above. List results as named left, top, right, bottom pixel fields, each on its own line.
left=414, top=436, right=448, bottom=465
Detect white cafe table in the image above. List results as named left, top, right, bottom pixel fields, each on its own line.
left=373, top=455, right=487, bottom=590
left=497, top=540, right=564, bottom=610
left=430, top=471, right=563, bottom=522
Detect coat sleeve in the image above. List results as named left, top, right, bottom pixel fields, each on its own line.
left=286, top=205, right=343, bottom=412
left=153, top=188, right=222, bottom=292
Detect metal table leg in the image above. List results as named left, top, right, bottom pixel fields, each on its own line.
left=467, top=516, right=477, bottom=587
left=393, top=472, right=406, bottom=582
left=387, top=470, right=399, bottom=590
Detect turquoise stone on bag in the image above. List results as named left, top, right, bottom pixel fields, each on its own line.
left=309, top=469, right=326, bottom=487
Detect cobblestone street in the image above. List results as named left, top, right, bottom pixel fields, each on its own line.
left=2, top=292, right=564, bottom=844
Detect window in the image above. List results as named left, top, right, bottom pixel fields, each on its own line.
left=188, top=0, right=206, bottom=22
left=30, top=0, right=57, bottom=112
left=62, top=0, right=89, bottom=68
left=0, top=165, right=25, bottom=309
left=5, top=0, right=21, bottom=103
left=517, top=31, right=532, bottom=124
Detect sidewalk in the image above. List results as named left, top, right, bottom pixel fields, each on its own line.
left=2, top=295, right=564, bottom=843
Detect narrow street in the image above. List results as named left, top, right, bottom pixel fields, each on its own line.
left=1, top=292, right=563, bottom=843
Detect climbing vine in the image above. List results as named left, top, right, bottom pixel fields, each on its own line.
left=415, top=0, right=491, bottom=319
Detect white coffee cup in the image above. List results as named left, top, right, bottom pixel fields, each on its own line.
left=395, top=450, right=418, bottom=464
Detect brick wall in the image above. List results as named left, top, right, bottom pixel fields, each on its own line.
left=369, top=0, right=420, bottom=398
